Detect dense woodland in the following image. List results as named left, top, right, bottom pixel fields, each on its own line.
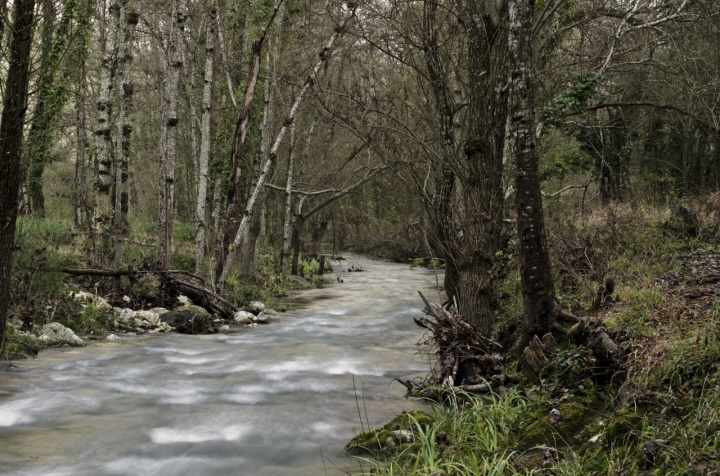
left=2, top=0, right=720, bottom=473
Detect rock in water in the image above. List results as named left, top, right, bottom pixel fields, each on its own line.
left=39, top=323, right=85, bottom=347
left=255, top=312, right=269, bottom=324
left=161, top=308, right=208, bottom=334
left=287, top=275, right=310, bottom=289
left=135, top=310, right=161, bottom=327
left=233, top=310, right=255, bottom=324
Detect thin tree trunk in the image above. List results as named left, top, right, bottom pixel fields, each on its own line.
left=239, top=1, right=289, bottom=278
left=95, top=0, right=121, bottom=265
left=279, top=122, right=297, bottom=275
left=218, top=0, right=284, bottom=279
left=157, top=0, right=189, bottom=269
left=508, top=0, right=558, bottom=351
left=112, top=4, right=138, bottom=294
left=195, top=2, right=216, bottom=277
left=75, top=41, right=88, bottom=229
left=217, top=6, right=357, bottom=290
left=0, top=0, right=35, bottom=350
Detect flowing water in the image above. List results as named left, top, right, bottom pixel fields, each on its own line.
left=0, top=260, right=442, bottom=475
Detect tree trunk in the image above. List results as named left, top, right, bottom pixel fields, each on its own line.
left=194, top=2, right=217, bottom=278
left=94, top=0, right=121, bottom=265
left=279, top=122, right=297, bottom=275
left=290, top=216, right=304, bottom=276
left=218, top=0, right=284, bottom=279
left=26, top=0, right=79, bottom=217
left=0, top=0, right=35, bottom=350
left=217, top=6, right=357, bottom=290
left=74, top=36, right=89, bottom=229
left=112, top=5, right=138, bottom=294
left=508, top=0, right=558, bottom=351
left=157, top=0, right=189, bottom=269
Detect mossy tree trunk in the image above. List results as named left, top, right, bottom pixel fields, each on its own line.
left=0, top=0, right=36, bottom=350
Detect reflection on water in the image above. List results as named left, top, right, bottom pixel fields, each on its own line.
left=0, top=260, right=441, bottom=475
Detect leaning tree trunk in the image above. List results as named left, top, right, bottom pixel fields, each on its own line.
left=217, top=6, right=357, bottom=290
left=112, top=4, right=138, bottom=294
left=508, top=0, right=561, bottom=351
left=157, top=0, right=189, bottom=269
left=194, top=3, right=216, bottom=278
left=217, top=0, right=284, bottom=280
left=0, top=0, right=35, bottom=350
left=238, top=1, right=287, bottom=278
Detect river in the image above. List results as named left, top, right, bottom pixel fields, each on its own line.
left=0, top=259, right=441, bottom=475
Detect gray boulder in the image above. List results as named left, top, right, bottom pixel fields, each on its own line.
left=233, top=310, right=255, bottom=324
left=39, top=323, right=85, bottom=347
left=255, top=312, right=269, bottom=324
left=248, top=301, right=265, bottom=312
left=135, top=310, right=161, bottom=327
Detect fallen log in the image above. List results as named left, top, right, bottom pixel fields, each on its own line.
left=56, top=267, right=234, bottom=319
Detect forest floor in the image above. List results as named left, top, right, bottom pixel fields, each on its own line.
left=346, top=203, right=720, bottom=475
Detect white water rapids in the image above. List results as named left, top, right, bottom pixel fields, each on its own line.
left=0, top=260, right=441, bottom=475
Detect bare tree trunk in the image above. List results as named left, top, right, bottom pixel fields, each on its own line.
left=237, top=2, right=287, bottom=279
left=0, top=0, right=6, bottom=48
left=112, top=4, right=138, bottom=294
left=217, top=6, right=357, bottom=290
left=157, top=0, right=189, bottom=269
left=75, top=42, right=88, bottom=229
left=279, top=122, right=297, bottom=274
left=508, top=0, right=559, bottom=351
left=0, top=0, right=35, bottom=350
left=218, top=0, right=284, bottom=279
left=94, top=0, right=121, bottom=265
left=195, top=2, right=216, bottom=277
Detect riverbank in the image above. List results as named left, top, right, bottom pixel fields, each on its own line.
left=345, top=206, right=720, bottom=475
left=0, top=259, right=436, bottom=475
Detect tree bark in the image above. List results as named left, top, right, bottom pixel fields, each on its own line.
left=157, top=0, right=189, bottom=269
left=279, top=122, right=298, bottom=275
left=0, top=0, right=35, bottom=350
left=94, top=0, right=121, bottom=265
left=194, top=2, right=217, bottom=278
left=508, top=0, right=559, bottom=352
left=218, top=0, right=284, bottom=278
left=74, top=8, right=90, bottom=230
left=112, top=4, right=138, bottom=294
left=217, top=6, right=357, bottom=290
left=26, top=0, right=79, bottom=217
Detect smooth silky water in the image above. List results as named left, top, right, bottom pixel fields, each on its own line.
left=0, top=260, right=443, bottom=475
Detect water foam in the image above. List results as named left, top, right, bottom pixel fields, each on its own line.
left=149, top=424, right=250, bottom=444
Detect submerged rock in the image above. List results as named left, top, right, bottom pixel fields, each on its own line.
left=39, top=323, right=85, bottom=347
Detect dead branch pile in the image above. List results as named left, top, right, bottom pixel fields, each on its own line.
left=396, top=292, right=518, bottom=399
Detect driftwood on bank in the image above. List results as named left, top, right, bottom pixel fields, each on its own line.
left=56, top=267, right=235, bottom=319
left=396, top=292, right=515, bottom=399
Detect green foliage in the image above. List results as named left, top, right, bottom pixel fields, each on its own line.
left=53, top=296, right=116, bottom=337
left=543, top=70, right=604, bottom=130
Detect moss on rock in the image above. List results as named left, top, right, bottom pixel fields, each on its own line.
left=345, top=409, right=433, bottom=457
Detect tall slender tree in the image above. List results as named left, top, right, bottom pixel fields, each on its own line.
left=157, top=0, right=189, bottom=269
left=194, top=2, right=217, bottom=277
left=0, top=0, right=36, bottom=349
